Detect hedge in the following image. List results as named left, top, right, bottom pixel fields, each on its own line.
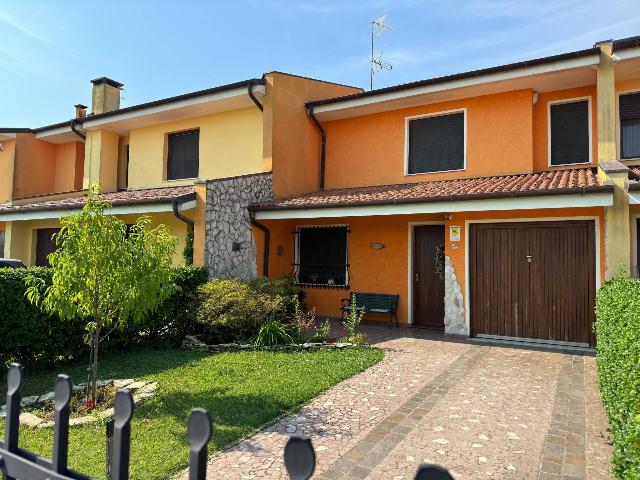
left=0, top=265, right=208, bottom=370
left=0, top=267, right=87, bottom=369
left=594, top=273, right=640, bottom=479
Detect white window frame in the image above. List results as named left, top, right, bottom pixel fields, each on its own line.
left=165, top=128, right=201, bottom=182
left=547, top=96, right=593, bottom=167
left=404, top=108, right=467, bottom=176
left=294, top=224, right=350, bottom=287
left=616, top=89, right=640, bottom=162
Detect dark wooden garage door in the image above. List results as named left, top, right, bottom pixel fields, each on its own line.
left=469, top=221, right=596, bottom=346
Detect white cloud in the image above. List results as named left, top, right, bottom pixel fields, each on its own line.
left=0, top=10, right=51, bottom=44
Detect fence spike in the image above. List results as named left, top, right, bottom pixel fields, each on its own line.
left=52, top=374, right=72, bottom=473
left=283, top=437, right=315, bottom=480
left=187, top=408, right=212, bottom=480
left=414, top=464, right=454, bottom=480
left=5, top=364, right=23, bottom=455
left=110, top=389, right=134, bottom=480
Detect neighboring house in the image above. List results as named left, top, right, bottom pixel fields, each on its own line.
left=0, top=73, right=360, bottom=270
left=251, top=35, right=640, bottom=348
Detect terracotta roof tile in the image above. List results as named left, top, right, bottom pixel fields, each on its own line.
left=629, top=167, right=640, bottom=182
left=0, top=185, right=195, bottom=215
left=254, top=168, right=606, bottom=211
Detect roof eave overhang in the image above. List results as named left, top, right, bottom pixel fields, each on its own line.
left=0, top=193, right=196, bottom=222
left=307, top=52, right=600, bottom=120
left=627, top=181, right=640, bottom=203
left=252, top=186, right=613, bottom=220
left=33, top=124, right=86, bottom=144
left=81, top=81, right=265, bottom=133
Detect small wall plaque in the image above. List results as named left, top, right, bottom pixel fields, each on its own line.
left=449, top=226, right=461, bottom=242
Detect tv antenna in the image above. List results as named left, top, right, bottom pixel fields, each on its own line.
left=370, top=13, right=392, bottom=90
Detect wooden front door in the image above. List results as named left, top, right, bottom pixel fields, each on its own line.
left=469, top=221, right=596, bottom=346
left=412, top=225, right=445, bottom=329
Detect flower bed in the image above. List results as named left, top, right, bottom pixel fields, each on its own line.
left=1, top=378, right=158, bottom=429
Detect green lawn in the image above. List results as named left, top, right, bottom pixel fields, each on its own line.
left=1, top=346, right=383, bottom=479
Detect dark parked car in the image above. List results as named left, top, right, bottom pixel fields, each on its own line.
left=0, top=259, right=26, bottom=269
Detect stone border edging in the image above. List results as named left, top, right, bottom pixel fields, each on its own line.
left=0, top=378, right=158, bottom=429
left=181, top=335, right=364, bottom=352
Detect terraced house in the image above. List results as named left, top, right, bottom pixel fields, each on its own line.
left=3, top=35, right=640, bottom=350
left=252, top=35, right=640, bottom=349
left=0, top=73, right=359, bottom=270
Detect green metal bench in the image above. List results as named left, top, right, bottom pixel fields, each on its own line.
left=341, top=292, right=400, bottom=329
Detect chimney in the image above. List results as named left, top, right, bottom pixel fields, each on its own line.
left=74, top=104, right=87, bottom=118
left=90, top=77, right=123, bottom=114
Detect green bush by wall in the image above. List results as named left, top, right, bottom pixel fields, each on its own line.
left=0, top=267, right=87, bottom=369
left=0, top=265, right=208, bottom=370
left=594, top=273, right=640, bottom=479
left=194, top=276, right=299, bottom=343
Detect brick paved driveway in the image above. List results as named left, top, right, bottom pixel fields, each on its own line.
left=180, top=325, right=613, bottom=480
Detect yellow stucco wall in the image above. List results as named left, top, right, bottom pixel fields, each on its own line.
left=54, top=142, right=84, bottom=192
left=127, top=107, right=263, bottom=190
left=13, top=133, right=56, bottom=199
left=12, top=134, right=84, bottom=199
left=193, top=182, right=206, bottom=267
left=84, top=130, right=119, bottom=193
left=4, top=211, right=192, bottom=266
left=0, top=139, right=15, bottom=204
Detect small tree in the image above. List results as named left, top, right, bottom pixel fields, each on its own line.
left=26, top=183, right=178, bottom=405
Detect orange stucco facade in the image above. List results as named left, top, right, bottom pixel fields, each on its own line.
left=261, top=207, right=606, bottom=325
left=315, top=86, right=602, bottom=191
left=264, top=73, right=362, bottom=198
left=12, top=134, right=84, bottom=200
left=323, top=89, right=534, bottom=189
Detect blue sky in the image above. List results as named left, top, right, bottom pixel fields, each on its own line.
left=1, top=0, right=639, bottom=126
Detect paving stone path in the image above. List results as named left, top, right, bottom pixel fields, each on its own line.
left=178, top=325, right=613, bottom=480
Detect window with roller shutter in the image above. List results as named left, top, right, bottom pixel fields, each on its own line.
left=620, top=92, right=640, bottom=160
left=549, top=99, right=590, bottom=166
left=406, top=111, right=465, bottom=174
left=167, top=129, right=199, bottom=180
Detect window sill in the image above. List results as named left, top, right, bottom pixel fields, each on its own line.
left=163, top=178, right=198, bottom=183
left=405, top=168, right=465, bottom=176
left=547, top=161, right=591, bottom=168
left=294, top=282, right=349, bottom=290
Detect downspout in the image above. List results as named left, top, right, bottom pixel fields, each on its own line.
left=172, top=195, right=195, bottom=227
left=248, top=80, right=264, bottom=111
left=249, top=209, right=270, bottom=277
left=70, top=119, right=86, bottom=140
left=248, top=79, right=268, bottom=275
left=306, top=106, right=326, bottom=190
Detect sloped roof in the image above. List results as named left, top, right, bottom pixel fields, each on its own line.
left=253, top=168, right=609, bottom=211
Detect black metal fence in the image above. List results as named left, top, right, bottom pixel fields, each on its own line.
left=0, top=363, right=453, bottom=480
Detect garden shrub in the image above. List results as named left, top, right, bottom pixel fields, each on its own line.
left=594, top=272, right=640, bottom=479
left=118, top=265, right=208, bottom=346
left=308, top=319, right=332, bottom=343
left=195, top=278, right=287, bottom=342
left=0, top=267, right=86, bottom=369
left=246, top=275, right=299, bottom=313
left=253, top=317, right=294, bottom=347
left=0, top=265, right=208, bottom=370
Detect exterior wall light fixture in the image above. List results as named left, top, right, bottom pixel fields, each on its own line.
left=370, top=242, right=385, bottom=250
